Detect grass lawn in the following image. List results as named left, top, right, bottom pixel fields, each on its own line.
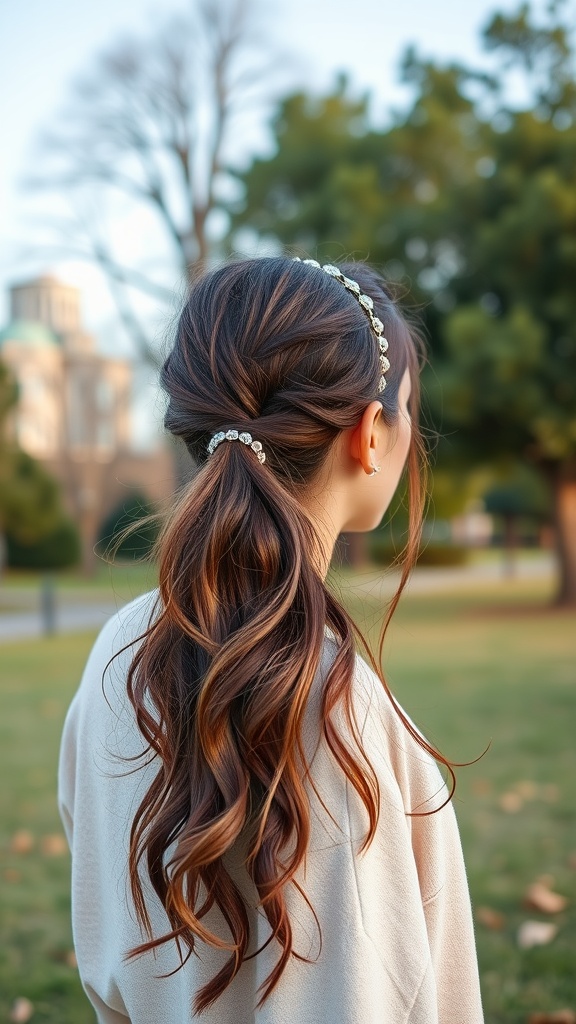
left=1, top=633, right=97, bottom=1024
left=0, top=572, right=574, bottom=1023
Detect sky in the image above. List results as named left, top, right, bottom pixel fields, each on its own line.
left=1, top=0, right=540, bottom=334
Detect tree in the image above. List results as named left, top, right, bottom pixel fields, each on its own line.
left=29, top=0, right=276, bottom=363
left=483, top=463, right=551, bottom=574
left=230, top=78, right=384, bottom=257
left=7, top=519, right=81, bottom=571
left=229, top=63, right=491, bottom=312
left=431, top=5, right=576, bottom=604
left=231, top=3, right=576, bottom=604
left=0, top=362, right=78, bottom=570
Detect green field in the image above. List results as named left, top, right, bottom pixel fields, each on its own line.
left=0, top=571, right=574, bottom=1023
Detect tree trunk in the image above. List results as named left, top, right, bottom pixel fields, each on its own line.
left=502, top=512, right=518, bottom=579
left=551, top=477, right=576, bottom=606
left=40, top=573, right=57, bottom=634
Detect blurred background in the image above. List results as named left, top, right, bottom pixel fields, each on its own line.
left=0, top=1, right=575, bottom=1022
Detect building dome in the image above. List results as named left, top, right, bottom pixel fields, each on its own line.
left=0, top=319, right=59, bottom=348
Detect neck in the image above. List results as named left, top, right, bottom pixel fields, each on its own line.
left=297, top=489, right=345, bottom=582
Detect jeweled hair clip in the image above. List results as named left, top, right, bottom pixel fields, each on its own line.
left=293, top=258, right=389, bottom=393
left=207, top=429, right=266, bottom=463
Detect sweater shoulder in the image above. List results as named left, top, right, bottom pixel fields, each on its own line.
left=80, top=588, right=159, bottom=682
left=94, top=588, right=161, bottom=659
left=65, top=589, right=161, bottom=742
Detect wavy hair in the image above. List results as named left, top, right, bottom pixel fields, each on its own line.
left=122, top=256, right=452, bottom=1015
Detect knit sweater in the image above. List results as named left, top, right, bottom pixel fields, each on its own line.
left=58, top=590, right=484, bottom=1023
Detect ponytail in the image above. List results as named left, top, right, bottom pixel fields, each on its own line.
left=125, top=440, right=378, bottom=1013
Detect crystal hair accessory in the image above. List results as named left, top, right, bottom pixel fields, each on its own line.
left=293, top=257, right=390, bottom=394
left=207, top=429, right=266, bottom=464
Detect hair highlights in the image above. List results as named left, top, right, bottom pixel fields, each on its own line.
left=120, top=257, right=452, bottom=1015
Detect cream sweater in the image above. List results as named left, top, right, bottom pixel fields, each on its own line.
left=58, top=591, right=484, bottom=1023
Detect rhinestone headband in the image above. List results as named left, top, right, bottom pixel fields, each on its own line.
left=293, top=257, right=390, bottom=394
left=207, top=429, right=266, bottom=463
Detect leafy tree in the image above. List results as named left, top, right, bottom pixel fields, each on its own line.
left=230, top=62, right=490, bottom=318
left=1, top=450, right=63, bottom=544
left=7, top=519, right=81, bottom=570
left=230, top=78, right=385, bottom=257
left=231, top=3, right=576, bottom=604
left=0, top=362, right=79, bottom=570
left=433, top=5, right=576, bottom=604
left=483, top=462, right=551, bottom=573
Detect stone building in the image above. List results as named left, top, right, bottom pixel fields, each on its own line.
left=0, top=274, right=175, bottom=570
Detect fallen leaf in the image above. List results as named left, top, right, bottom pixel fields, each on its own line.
left=40, top=834, right=67, bottom=857
left=514, top=780, right=538, bottom=800
left=476, top=905, right=506, bottom=931
left=10, top=830, right=34, bottom=854
left=524, top=881, right=568, bottom=915
left=51, top=947, right=79, bottom=968
left=499, top=791, right=524, bottom=813
left=4, top=868, right=21, bottom=883
left=517, top=920, right=558, bottom=949
left=9, top=997, right=34, bottom=1023
left=472, top=778, right=492, bottom=796
left=39, top=699, right=61, bottom=719
left=527, top=1011, right=576, bottom=1024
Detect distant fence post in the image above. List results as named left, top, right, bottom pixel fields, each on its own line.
left=40, top=574, right=57, bottom=635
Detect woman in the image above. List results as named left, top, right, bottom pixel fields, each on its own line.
left=58, top=256, right=484, bottom=1023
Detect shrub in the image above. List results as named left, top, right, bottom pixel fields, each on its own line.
left=6, top=518, right=81, bottom=570
left=369, top=535, right=469, bottom=568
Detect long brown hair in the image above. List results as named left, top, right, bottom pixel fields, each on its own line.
left=123, top=256, right=451, bottom=1014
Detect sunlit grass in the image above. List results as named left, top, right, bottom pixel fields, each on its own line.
left=0, top=573, right=574, bottom=1023
left=336, top=574, right=576, bottom=1023
left=1, top=634, right=98, bottom=1024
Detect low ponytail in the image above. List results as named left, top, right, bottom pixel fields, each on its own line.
left=121, top=256, right=451, bottom=1014
left=126, top=437, right=378, bottom=1012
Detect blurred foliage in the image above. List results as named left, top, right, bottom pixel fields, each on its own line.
left=96, top=493, right=159, bottom=562
left=231, top=7, right=576, bottom=468
left=0, top=363, right=76, bottom=566
left=6, top=519, right=81, bottom=571
left=483, top=463, right=552, bottom=519
left=369, top=534, right=469, bottom=567
left=1, top=451, right=64, bottom=545
left=231, top=2, right=576, bottom=600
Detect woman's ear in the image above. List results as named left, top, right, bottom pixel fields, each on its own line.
left=349, top=401, right=383, bottom=474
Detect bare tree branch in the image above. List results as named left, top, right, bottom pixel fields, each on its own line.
left=24, top=0, right=278, bottom=359
left=18, top=234, right=175, bottom=304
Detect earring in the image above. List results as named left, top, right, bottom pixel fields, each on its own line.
left=369, top=464, right=381, bottom=476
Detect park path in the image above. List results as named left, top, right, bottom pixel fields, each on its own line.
left=0, top=600, right=123, bottom=642
left=0, top=554, right=554, bottom=644
left=345, top=553, right=553, bottom=598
